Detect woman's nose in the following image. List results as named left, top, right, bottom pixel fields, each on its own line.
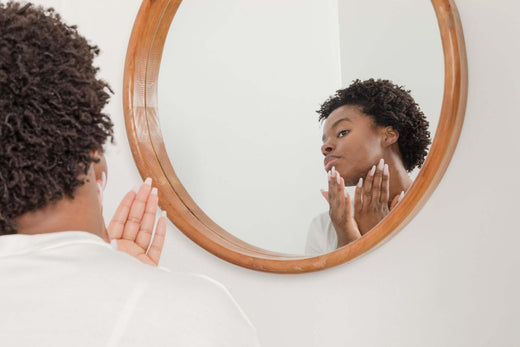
left=321, top=142, right=334, bottom=156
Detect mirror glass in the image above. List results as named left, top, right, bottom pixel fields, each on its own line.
left=158, top=0, right=443, bottom=254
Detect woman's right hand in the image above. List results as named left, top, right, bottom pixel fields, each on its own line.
left=327, top=167, right=361, bottom=248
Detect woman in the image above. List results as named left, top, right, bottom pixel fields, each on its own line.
left=305, top=79, right=431, bottom=254
left=0, top=3, right=260, bottom=345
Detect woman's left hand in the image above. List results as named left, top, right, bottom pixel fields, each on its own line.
left=354, top=159, right=402, bottom=235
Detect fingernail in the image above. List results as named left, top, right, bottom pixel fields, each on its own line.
left=370, top=165, right=376, bottom=176
left=399, top=190, right=405, bottom=201
left=144, top=177, right=152, bottom=186
left=101, top=171, right=107, bottom=190
left=131, top=184, right=139, bottom=193
left=336, top=172, right=341, bottom=184
left=331, top=166, right=336, bottom=176
left=384, top=164, right=389, bottom=175
left=151, top=187, right=158, bottom=195
left=344, top=187, right=348, bottom=198
left=161, top=211, right=167, bottom=218
left=357, top=177, right=363, bottom=187
left=378, top=158, right=385, bottom=171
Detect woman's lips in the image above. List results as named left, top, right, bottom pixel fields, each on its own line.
left=324, top=157, right=339, bottom=171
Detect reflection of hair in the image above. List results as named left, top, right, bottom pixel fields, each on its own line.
left=318, top=79, right=431, bottom=172
left=0, top=2, right=113, bottom=235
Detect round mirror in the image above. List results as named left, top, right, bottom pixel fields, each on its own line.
left=124, top=0, right=467, bottom=272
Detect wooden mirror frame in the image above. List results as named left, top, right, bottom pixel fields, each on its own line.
left=123, top=0, right=467, bottom=273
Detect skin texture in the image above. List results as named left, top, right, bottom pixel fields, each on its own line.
left=321, top=105, right=412, bottom=246
left=322, top=105, right=386, bottom=186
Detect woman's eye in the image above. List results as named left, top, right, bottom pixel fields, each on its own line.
left=338, top=130, right=350, bottom=138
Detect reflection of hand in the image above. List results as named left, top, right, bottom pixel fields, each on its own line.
left=327, top=167, right=361, bottom=248
left=354, top=159, right=403, bottom=235
left=106, top=179, right=167, bottom=266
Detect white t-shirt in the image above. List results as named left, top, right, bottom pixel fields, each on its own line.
left=0, top=231, right=260, bottom=347
left=304, top=211, right=337, bottom=255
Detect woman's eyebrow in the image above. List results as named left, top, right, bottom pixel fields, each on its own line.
left=331, top=117, right=352, bottom=128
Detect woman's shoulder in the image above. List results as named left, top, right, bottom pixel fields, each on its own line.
left=305, top=211, right=337, bottom=255
left=309, top=211, right=333, bottom=230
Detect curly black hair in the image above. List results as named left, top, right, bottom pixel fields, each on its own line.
left=0, top=2, right=114, bottom=235
left=318, top=79, right=431, bottom=172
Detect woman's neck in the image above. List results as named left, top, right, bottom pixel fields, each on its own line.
left=384, top=151, right=413, bottom=200
left=15, top=172, right=108, bottom=241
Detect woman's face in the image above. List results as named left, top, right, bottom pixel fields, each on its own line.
left=321, top=105, right=385, bottom=186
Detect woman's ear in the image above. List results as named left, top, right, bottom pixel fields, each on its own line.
left=383, top=126, right=399, bottom=147
left=91, top=149, right=107, bottom=189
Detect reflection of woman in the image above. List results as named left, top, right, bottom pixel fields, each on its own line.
left=305, top=79, right=431, bottom=255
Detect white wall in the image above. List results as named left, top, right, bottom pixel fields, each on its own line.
left=29, top=0, right=520, bottom=346
left=159, top=0, right=341, bottom=254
